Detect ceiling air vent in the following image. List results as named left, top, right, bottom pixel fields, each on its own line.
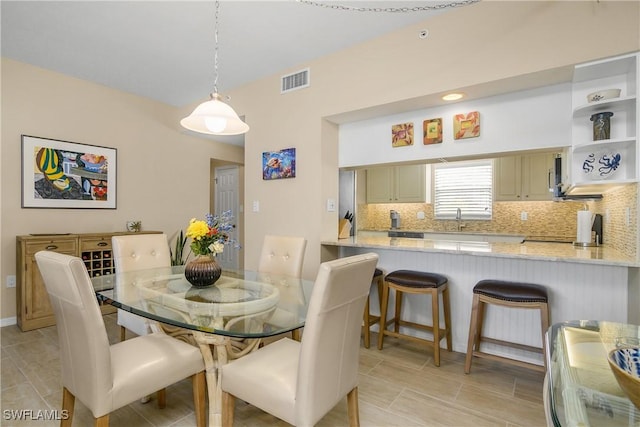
left=281, top=68, right=310, bottom=94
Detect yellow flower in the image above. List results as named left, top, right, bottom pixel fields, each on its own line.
left=186, top=219, right=209, bottom=240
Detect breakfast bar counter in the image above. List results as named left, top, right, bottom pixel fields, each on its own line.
left=321, top=236, right=640, bottom=366
left=321, top=236, right=639, bottom=267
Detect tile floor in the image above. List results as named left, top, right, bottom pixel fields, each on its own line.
left=1, top=314, right=547, bottom=426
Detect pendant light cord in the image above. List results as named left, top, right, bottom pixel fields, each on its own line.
left=297, top=0, right=480, bottom=13
left=213, top=0, right=220, bottom=96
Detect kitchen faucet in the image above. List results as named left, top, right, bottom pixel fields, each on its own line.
left=455, top=207, right=464, bottom=231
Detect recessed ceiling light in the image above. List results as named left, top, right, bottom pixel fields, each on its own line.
left=442, top=93, right=464, bottom=101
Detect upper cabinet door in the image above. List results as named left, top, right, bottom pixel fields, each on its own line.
left=366, top=165, right=426, bottom=203
left=366, top=167, right=394, bottom=203
left=494, top=154, right=554, bottom=201
left=494, top=156, right=522, bottom=201
left=395, top=164, right=426, bottom=203
left=521, top=153, right=554, bottom=201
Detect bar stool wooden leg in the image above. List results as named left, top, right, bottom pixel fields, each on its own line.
left=474, top=297, right=486, bottom=351
left=393, top=288, right=402, bottom=333
left=431, top=288, right=441, bottom=367
left=443, top=286, right=453, bottom=352
left=465, top=293, right=480, bottom=374
left=377, top=281, right=390, bottom=350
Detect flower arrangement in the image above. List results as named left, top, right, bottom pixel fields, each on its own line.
left=185, top=211, right=234, bottom=257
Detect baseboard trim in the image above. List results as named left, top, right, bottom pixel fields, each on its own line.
left=1, top=317, right=17, bottom=327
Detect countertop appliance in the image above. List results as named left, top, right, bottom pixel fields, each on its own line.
left=390, top=210, right=400, bottom=229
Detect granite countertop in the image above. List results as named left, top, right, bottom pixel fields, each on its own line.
left=321, top=236, right=639, bottom=267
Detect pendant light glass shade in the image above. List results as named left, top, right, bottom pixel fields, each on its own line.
left=181, top=93, right=249, bottom=136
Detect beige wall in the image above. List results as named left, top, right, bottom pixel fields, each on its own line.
left=1, top=59, right=243, bottom=320
left=221, top=1, right=639, bottom=277
left=2, top=1, right=639, bottom=323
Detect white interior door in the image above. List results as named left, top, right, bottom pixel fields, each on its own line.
left=214, top=165, right=239, bottom=270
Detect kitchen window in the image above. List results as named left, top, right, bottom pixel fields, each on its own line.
left=433, top=160, right=493, bottom=220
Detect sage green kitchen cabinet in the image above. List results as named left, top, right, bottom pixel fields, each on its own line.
left=494, top=153, right=554, bottom=201
left=366, top=164, right=426, bottom=203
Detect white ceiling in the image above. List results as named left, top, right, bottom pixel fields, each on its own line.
left=1, top=0, right=462, bottom=108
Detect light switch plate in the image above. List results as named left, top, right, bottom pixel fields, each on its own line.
left=326, top=199, right=336, bottom=212
left=252, top=200, right=260, bottom=212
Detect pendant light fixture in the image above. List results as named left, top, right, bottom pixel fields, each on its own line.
left=181, top=0, right=249, bottom=136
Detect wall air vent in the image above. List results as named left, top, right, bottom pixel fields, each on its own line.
left=281, top=68, right=310, bottom=94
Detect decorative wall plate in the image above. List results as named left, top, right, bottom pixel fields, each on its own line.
left=423, top=118, right=443, bottom=144
left=392, top=122, right=414, bottom=147
left=453, top=111, right=480, bottom=140
left=582, top=151, right=622, bottom=180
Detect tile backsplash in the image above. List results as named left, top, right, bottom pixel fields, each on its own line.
left=358, top=183, right=637, bottom=258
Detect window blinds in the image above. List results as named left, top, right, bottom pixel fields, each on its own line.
left=434, top=160, right=493, bottom=220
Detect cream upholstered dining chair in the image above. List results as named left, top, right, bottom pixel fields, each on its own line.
left=112, top=233, right=172, bottom=341
left=34, top=251, right=206, bottom=427
left=221, top=252, right=379, bottom=427
left=257, top=235, right=307, bottom=277
left=257, top=235, right=307, bottom=340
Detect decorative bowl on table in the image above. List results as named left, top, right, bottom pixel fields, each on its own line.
left=587, top=88, right=621, bottom=103
left=607, top=347, right=640, bottom=410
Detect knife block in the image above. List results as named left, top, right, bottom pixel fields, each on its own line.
left=338, top=219, right=352, bottom=239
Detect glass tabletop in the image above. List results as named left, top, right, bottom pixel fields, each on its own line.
left=91, top=266, right=314, bottom=338
left=545, top=320, right=640, bottom=426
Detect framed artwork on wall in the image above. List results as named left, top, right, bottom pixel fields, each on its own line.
left=262, top=147, right=296, bottom=180
left=21, top=135, right=117, bottom=209
left=454, top=111, right=480, bottom=139
left=392, top=122, right=414, bottom=147
left=423, top=118, right=443, bottom=144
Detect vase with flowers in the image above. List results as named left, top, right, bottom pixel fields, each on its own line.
left=183, top=211, right=233, bottom=287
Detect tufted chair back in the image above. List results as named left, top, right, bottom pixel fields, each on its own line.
left=257, top=235, right=307, bottom=277
left=112, top=233, right=171, bottom=272
left=112, top=233, right=171, bottom=338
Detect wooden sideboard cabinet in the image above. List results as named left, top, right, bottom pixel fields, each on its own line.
left=16, top=231, right=161, bottom=331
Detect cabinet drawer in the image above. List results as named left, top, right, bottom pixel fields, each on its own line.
left=25, top=239, right=77, bottom=255
left=80, top=238, right=112, bottom=251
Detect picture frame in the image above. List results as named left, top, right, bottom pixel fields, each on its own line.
left=391, top=122, right=414, bottom=147
left=423, top=118, right=443, bottom=144
left=262, top=147, right=296, bottom=180
left=454, top=111, right=480, bottom=140
left=21, top=135, right=117, bottom=209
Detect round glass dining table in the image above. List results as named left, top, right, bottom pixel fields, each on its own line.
left=91, top=266, right=314, bottom=427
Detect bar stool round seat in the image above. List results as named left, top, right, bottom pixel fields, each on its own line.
left=472, top=280, right=548, bottom=303
left=362, top=268, right=384, bottom=349
left=377, top=270, right=452, bottom=367
left=465, top=279, right=550, bottom=374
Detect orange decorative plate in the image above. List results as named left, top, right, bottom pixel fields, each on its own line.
left=423, top=118, right=443, bottom=145
left=454, top=111, right=480, bottom=140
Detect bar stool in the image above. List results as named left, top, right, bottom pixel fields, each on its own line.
left=464, top=279, right=550, bottom=374
left=377, top=270, right=452, bottom=366
left=363, top=268, right=384, bottom=348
